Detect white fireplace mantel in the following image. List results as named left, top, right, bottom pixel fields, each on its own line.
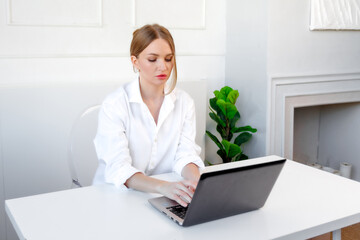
left=267, top=72, right=360, bottom=159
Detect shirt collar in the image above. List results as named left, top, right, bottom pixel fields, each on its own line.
left=127, top=77, right=144, bottom=103
left=165, top=87, right=177, bottom=104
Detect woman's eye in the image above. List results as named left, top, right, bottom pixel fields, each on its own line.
left=148, top=59, right=156, bottom=62
left=165, top=58, right=172, bottom=62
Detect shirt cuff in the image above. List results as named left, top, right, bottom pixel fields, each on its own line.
left=105, top=163, right=142, bottom=189
left=173, top=156, right=205, bottom=177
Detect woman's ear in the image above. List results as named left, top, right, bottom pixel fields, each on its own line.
left=131, top=55, right=139, bottom=71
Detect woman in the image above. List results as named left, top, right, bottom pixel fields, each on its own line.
left=93, top=24, right=204, bottom=207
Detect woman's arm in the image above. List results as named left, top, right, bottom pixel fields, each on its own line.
left=125, top=172, right=197, bottom=207
left=172, top=95, right=205, bottom=179
left=181, top=163, right=201, bottom=182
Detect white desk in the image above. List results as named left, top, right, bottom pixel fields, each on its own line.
left=5, top=160, right=360, bottom=240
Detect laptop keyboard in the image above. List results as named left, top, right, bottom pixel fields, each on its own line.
left=166, top=205, right=188, bottom=219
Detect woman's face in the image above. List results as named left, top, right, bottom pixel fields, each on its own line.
left=132, top=38, right=174, bottom=88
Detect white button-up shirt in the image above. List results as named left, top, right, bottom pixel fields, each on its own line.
left=93, top=79, right=204, bottom=188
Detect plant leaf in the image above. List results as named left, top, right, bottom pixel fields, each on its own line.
left=216, top=99, right=227, bottom=116
left=209, top=97, right=220, bottom=113
left=209, top=97, right=217, bottom=109
left=216, top=124, right=227, bottom=139
left=214, top=90, right=226, bottom=101
left=218, top=109, right=227, bottom=123
left=216, top=149, right=227, bottom=162
left=228, top=144, right=241, bottom=158
left=240, top=153, right=248, bottom=160
left=205, top=160, right=214, bottom=166
left=234, top=154, right=242, bottom=161
left=220, top=86, right=233, bottom=98
left=234, top=132, right=252, bottom=146
left=206, top=131, right=224, bottom=151
left=234, top=152, right=247, bottom=161
left=209, top=111, right=226, bottom=127
left=222, top=140, right=241, bottom=158
left=231, top=125, right=257, bottom=133
left=229, top=111, right=240, bottom=129
left=227, top=90, right=239, bottom=104
left=216, top=99, right=238, bottom=120
left=227, top=132, right=233, bottom=142
left=222, top=140, right=230, bottom=155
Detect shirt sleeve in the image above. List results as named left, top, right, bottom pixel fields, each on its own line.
left=173, top=95, right=205, bottom=176
left=94, top=97, right=141, bottom=188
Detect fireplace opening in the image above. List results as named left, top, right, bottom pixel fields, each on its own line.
left=293, top=102, right=360, bottom=181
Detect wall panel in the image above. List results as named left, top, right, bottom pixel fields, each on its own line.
left=134, top=0, right=205, bottom=29
left=268, top=0, right=360, bottom=75
left=8, top=0, right=102, bottom=27
left=0, top=0, right=133, bottom=56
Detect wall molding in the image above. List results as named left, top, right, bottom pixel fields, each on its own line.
left=0, top=79, right=126, bottom=89
left=267, top=72, right=360, bottom=158
left=132, top=0, right=206, bottom=30
left=0, top=52, right=225, bottom=59
left=284, top=91, right=360, bottom=159
left=270, top=71, right=360, bottom=84
left=0, top=53, right=130, bottom=59
left=6, top=0, right=103, bottom=28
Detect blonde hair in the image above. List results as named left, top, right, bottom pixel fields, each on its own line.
left=130, top=24, right=177, bottom=94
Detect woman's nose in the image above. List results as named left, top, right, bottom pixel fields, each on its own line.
left=157, top=59, right=167, bottom=71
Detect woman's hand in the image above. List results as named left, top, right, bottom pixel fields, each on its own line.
left=125, top=170, right=200, bottom=207
left=157, top=180, right=198, bottom=207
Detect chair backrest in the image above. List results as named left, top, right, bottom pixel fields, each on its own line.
left=68, top=105, right=101, bottom=187
left=177, top=80, right=207, bottom=160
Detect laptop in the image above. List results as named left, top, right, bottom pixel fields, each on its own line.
left=148, top=155, right=286, bottom=227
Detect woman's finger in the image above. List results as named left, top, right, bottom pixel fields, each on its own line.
left=173, top=194, right=188, bottom=207
left=182, top=180, right=198, bottom=191
left=160, top=181, right=198, bottom=207
left=175, top=182, right=194, bottom=198
left=174, top=189, right=192, bottom=203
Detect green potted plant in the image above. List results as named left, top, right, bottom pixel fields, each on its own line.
left=206, top=86, right=257, bottom=163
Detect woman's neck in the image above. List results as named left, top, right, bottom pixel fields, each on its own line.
left=139, top=78, right=165, bottom=101
left=138, top=78, right=165, bottom=124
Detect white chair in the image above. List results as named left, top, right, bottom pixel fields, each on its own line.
left=177, top=80, right=207, bottom=160
left=68, top=105, right=101, bottom=188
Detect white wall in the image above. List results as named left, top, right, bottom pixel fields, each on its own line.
left=225, top=0, right=268, bottom=158
left=226, top=0, right=360, bottom=158
left=0, top=1, right=226, bottom=239
left=268, top=0, right=360, bottom=75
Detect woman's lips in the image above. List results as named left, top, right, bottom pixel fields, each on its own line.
left=156, top=74, right=167, bottom=80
